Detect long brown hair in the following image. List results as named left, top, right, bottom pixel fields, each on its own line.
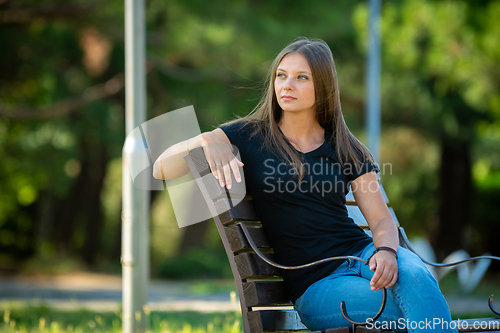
left=221, top=37, right=375, bottom=182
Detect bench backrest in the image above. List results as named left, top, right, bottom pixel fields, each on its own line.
left=184, top=146, right=407, bottom=333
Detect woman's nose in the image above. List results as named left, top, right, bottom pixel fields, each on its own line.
left=283, top=78, right=293, bottom=91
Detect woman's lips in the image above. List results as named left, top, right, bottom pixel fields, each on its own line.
left=282, top=95, right=296, bottom=101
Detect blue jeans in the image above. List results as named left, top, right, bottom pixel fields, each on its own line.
left=294, top=242, right=458, bottom=332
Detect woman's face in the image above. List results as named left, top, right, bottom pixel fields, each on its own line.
left=274, top=52, right=316, bottom=115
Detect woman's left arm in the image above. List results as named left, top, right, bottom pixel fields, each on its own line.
left=351, top=171, right=399, bottom=291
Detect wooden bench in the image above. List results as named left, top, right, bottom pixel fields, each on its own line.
left=183, top=146, right=500, bottom=333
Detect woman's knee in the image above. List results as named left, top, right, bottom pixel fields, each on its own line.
left=396, top=248, right=439, bottom=287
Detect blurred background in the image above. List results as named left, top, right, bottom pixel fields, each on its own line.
left=0, top=0, right=499, bottom=283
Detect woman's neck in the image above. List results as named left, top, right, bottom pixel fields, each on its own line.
left=278, top=112, right=324, bottom=143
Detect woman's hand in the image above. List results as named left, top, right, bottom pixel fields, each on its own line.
left=202, top=132, right=244, bottom=189
left=369, top=251, right=398, bottom=291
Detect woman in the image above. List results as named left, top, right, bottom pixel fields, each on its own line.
left=153, top=38, right=457, bottom=332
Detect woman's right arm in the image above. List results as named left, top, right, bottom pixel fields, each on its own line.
left=152, top=128, right=244, bottom=189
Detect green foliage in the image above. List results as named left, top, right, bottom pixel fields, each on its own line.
left=0, top=0, right=499, bottom=273
left=0, top=305, right=242, bottom=333
left=353, top=0, right=500, bottom=249
left=0, top=0, right=370, bottom=271
left=0, top=0, right=127, bottom=266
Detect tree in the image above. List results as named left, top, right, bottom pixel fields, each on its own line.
left=0, top=0, right=125, bottom=266
left=354, top=0, right=500, bottom=259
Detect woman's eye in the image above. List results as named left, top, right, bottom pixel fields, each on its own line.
left=298, top=75, right=308, bottom=80
left=277, top=73, right=286, bottom=78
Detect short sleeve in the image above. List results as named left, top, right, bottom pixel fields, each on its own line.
left=343, top=159, right=380, bottom=183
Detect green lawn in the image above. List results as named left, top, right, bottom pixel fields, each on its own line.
left=1, top=303, right=497, bottom=333
left=0, top=305, right=242, bottom=333
left=2, top=271, right=499, bottom=333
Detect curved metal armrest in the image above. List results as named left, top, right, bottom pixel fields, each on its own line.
left=399, top=227, right=500, bottom=317
left=236, top=222, right=387, bottom=326
left=398, top=228, right=500, bottom=268
left=489, top=295, right=500, bottom=316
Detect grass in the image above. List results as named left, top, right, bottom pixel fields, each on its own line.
left=0, top=299, right=497, bottom=333
left=2, top=272, right=499, bottom=332
left=0, top=305, right=242, bottom=333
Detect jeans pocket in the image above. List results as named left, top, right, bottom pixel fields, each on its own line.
left=347, top=258, right=362, bottom=275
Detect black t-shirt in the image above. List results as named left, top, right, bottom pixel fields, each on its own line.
left=218, top=120, right=379, bottom=303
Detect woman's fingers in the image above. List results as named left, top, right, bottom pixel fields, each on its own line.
left=370, top=253, right=398, bottom=291
left=211, top=158, right=244, bottom=189
left=216, top=164, right=225, bottom=187
left=372, top=268, right=393, bottom=291
left=370, top=264, right=385, bottom=291
left=387, top=271, right=398, bottom=288
left=221, top=157, right=245, bottom=189
left=206, top=151, right=220, bottom=179
left=377, top=271, right=393, bottom=290
left=230, top=157, right=243, bottom=183
left=212, top=164, right=219, bottom=180
left=222, top=163, right=232, bottom=189
left=206, top=149, right=244, bottom=189
left=202, top=133, right=244, bottom=188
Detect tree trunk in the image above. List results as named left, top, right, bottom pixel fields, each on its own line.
left=37, top=190, right=56, bottom=252
left=54, top=138, right=108, bottom=266
left=81, top=144, right=108, bottom=265
left=431, top=136, right=473, bottom=260
left=55, top=142, right=90, bottom=252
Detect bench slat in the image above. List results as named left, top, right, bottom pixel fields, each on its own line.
left=247, top=310, right=308, bottom=333
left=214, top=199, right=261, bottom=225
left=229, top=199, right=261, bottom=222
left=201, top=170, right=247, bottom=201
left=235, top=253, right=281, bottom=279
left=226, top=224, right=272, bottom=253
left=200, top=172, right=226, bottom=201
left=243, top=281, right=292, bottom=307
